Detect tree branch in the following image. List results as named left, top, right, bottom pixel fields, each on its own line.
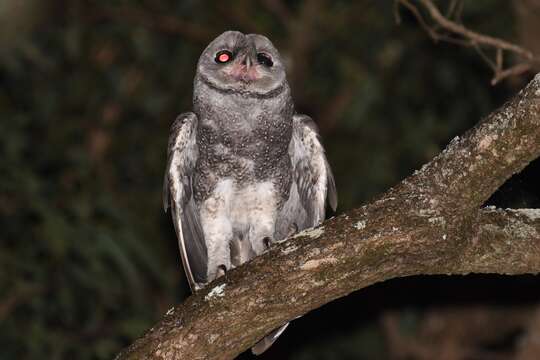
left=396, top=0, right=540, bottom=84
left=116, top=74, right=540, bottom=359
left=403, top=72, right=540, bottom=212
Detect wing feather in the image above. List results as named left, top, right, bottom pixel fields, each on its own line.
left=290, top=114, right=337, bottom=228
left=163, top=113, right=207, bottom=291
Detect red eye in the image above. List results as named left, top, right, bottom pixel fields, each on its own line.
left=215, top=50, right=233, bottom=64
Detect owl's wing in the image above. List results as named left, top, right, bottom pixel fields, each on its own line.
left=163, top=112, right=207, bottom=291
left=290, top=114, right=338, bottom=227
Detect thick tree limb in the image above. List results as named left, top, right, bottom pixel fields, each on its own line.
left=117, top=74, right=540, bottom=359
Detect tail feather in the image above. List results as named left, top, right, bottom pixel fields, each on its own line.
left=251, top=322, right=290, bottom=355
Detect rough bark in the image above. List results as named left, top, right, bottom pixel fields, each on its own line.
left=116, top=73, right=540, bottom=360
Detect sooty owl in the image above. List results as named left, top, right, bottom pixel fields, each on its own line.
left=163, top=31, right=337, bottom=355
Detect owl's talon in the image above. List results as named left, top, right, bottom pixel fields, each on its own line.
left=263, top=237, right=272, bottom=249
left=217, top=265, right=227, bottom=278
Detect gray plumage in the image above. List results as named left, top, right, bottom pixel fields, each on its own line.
left=163, top=30, right=337, bottom=354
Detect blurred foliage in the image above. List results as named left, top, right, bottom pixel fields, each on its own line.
left=0, top=0, right=538, bottom=359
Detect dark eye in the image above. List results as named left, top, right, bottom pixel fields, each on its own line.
left=257, top=53, right=273, bottom=67
left=215, top=50, right=233, bottom=64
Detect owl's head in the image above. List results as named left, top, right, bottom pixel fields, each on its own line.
left=196, top=31, right=287, bottom=96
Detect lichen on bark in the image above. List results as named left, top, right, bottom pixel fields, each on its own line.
left=116, top=73, right=540, bottom=360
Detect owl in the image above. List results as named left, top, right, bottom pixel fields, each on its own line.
left=163, top=31, right=337, bottom=354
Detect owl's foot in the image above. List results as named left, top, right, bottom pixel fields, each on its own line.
left=263, top=237, right=272, bottom=250
left=216, top=264, right=227, bottom=278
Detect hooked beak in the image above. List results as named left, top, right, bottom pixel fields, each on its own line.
left=242, top=54, right=253, bottom=71
left=228, top=51, right=260, bottom=83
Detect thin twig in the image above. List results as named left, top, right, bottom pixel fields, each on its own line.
left=491, top=62, right=533, bottom=85
left=415, top=0, right=533, bottom=58
left=396, top=0, right=540, bottom=84
left=473, top=44, right=497, bottom=72
left=399, top=0, right=439, bottom=41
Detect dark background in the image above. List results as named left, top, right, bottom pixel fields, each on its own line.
left=1, top=1, right=540, bottom=359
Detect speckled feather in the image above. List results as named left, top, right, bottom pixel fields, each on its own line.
left=163, top=31, right=337, bottom=354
